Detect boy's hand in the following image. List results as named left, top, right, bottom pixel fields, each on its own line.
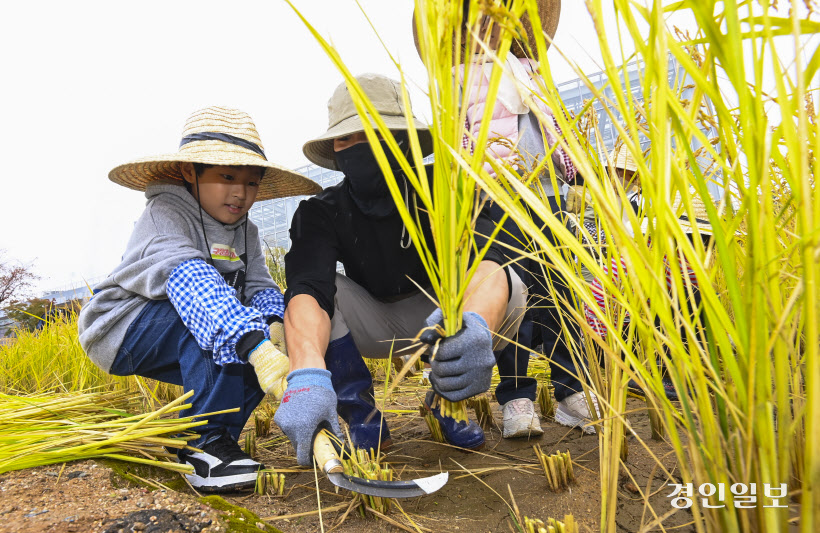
left=248, top=340, right=289, bottom=398
left=420, top=310, right=495, bottom=402
left=273, top=368, right=343, bottom=466
left=269, top=321, right=287, bottom=355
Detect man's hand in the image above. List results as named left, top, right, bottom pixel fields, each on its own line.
left=248, top=340, right=289, bottom=398
left=273, top=368, right=343, bottom=466
left=420, top=309, right=495, bottom=402
left=565, top=184, right=590, bottom=214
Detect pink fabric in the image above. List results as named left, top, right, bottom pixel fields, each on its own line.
left=460, top=57, right=576, bottom=181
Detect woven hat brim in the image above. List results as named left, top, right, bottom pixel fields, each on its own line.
left=413, top=0, right=561, bottom=59
left=302, top=113, right=434, bottom=171
left=109, top=148, right=321, bottom=202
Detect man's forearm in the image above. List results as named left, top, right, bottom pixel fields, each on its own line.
left=463, top=260, right=509, bottom=334
left=283, top=294, right=331, bottom=372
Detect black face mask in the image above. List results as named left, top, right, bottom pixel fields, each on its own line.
left=335, top=139, right=408, bottom=218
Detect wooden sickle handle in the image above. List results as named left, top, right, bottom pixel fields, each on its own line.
left=313, top=429, right=344, bottom=474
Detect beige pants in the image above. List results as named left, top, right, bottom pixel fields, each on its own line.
left=329, top=269, right=528, bottom=358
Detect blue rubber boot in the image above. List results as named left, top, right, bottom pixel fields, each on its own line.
left=423, top=391, right=485, bottom=450
left=325, top=333, right=391, bottom=452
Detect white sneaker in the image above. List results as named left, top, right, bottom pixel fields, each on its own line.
left=501, top=398, right=544, bottom=438
left=555, top=391, right=600, bottom=435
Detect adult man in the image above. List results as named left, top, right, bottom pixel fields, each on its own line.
left=272, top=74, right=529, bottom=465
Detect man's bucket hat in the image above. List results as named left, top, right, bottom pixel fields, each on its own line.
left=412, top=0, right=562, bottom=59
left=302, top=73, right=433, bottom=171
left=109, top=106, right=322, bottom=202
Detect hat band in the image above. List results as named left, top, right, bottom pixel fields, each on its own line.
left=179, top=132, right=267, bottom=160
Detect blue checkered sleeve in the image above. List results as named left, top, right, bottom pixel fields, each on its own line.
left=166, top=258, right=269, bottom=365
left=249, top=288, right=285, bottom=323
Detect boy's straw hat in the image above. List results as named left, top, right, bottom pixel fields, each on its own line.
left=109, top=106, right=321, bottom=202
left=412, top=0, right=562, bottom=59
left=302, top=73, right=433, bottom=171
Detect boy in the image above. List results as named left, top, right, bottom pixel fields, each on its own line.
left=78, top=106, right=321, bottom=492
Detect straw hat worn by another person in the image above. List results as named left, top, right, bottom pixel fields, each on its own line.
left=78, top=107, right=321, bottom=492
left=578, top=145, right=715, bottom=401
left=274, top=73, right=529, bottom=466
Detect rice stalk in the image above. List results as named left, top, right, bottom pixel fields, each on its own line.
left=466, top=394, right=493, bottom=428
left=342, top=447, right=394, bottom=516
left=523, top=514, right=578, bottom=533
left=536, top=382, right=554, bottom=419
left=245, top=429, right=257, bottom=457
left=0, top=389, right=216, bottom=474
left=255, top=469, right=286, bottom=497
left=533, top=445, right=575, bottom=492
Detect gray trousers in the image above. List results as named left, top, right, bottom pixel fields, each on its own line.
left=329, top=269, right=528, bottom=358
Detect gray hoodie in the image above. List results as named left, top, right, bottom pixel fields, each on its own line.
left=78, top=181, right=278, bottom=372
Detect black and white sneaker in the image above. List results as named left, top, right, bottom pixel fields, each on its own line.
left=178, top=429, right=263, bottom=492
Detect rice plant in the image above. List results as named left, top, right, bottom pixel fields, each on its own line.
left=0, top=312, right=182, bottom=408
left=0, top=390, right=206, bottom=474
left=290, top=0, right=817, bottom=530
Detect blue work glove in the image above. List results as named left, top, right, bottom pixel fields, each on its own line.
left=273, top=368, right=343, bottom=466
left=420, top=309, right=495, bottom=402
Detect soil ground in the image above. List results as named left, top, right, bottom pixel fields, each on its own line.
left=0, top=369, right=700, bottom=533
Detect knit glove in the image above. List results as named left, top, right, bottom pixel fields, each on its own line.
left=420, top=310, right=495, bottom=402
left=248, top=340, right=289, bottom=398
left=269, top=321, right=287, bottom=355
left=565, top=184, right=591, bottom=214
left=273, top=368, right=343, bottom=466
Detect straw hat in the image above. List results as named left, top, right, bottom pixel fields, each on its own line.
left=412, top=0, right=562, bottom=59
left=671, top=192, right=718, bottom=234
left=109, top=106, right=321, bottom=202
left=302, top=73, right=433, bottom=171
left=609, top=144, right=638, bottom=173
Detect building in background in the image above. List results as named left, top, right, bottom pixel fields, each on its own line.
left=249, top=163, right=344, bottom=250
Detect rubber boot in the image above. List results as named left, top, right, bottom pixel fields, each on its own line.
left=325, top=333, right=391, bottom=452
left=423, top=391, right=485, bottom=450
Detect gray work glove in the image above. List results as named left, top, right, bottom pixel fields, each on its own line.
left=273, top=368, right=343, bottom=466
left=420, top=310, right=495, bottom=402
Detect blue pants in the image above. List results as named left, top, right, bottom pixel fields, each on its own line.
left=490, top=197, right=584, bottom=403
left=494, top=317, right=537, bottom=405
left=109, top=299, right=264, bottom=446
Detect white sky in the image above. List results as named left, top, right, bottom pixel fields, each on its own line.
left=0, top=1, right=814, bottom=293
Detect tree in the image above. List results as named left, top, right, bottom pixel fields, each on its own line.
left=0, top=250, right=39, bottom=308
left=5, top=298, right=81, bottom=332
left=6, top=298, right=53, bottom=331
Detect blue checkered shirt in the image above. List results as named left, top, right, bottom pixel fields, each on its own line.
left=167, top=258, right=283, bottom=365
left=248, top=288, right=285, bottom=323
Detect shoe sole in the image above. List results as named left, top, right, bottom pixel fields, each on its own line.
left=503, top=425, right=545, bottom=439
left=186, top=472, right=259, bottom=493
left=554, top=405, right=596, bottom=435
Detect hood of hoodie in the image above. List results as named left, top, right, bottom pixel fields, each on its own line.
left=145, top=180, right=247, bottom=232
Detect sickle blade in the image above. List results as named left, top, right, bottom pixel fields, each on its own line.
left=326, top=471, right=448, bottom=499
